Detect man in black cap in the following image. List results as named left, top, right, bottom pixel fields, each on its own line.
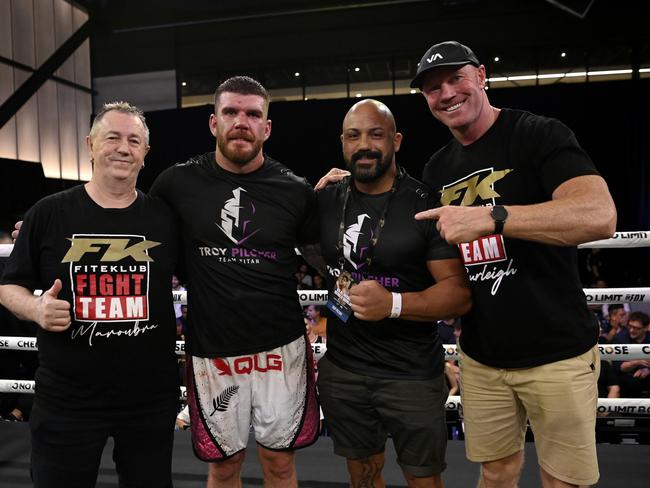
left=411, top=41, right=617, bottom=488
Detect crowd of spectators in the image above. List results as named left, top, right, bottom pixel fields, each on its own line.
left=598, top=308, right=650, bottom=399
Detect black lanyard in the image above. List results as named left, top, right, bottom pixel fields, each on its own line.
left=336, top=166, right=405, bottom=271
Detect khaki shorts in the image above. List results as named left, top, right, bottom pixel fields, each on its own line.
left=459, top=345, right=600, bottom=486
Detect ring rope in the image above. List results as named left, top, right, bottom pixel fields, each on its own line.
left=15, top=287, right=650, bottom=306
left=1, top=380, right=648, bottom=414
left=2, top=338, right=649, bottom=361
left=1, top=231, right=647, bottom=259
left=172, top=288, right=650, bottom=306
left=579, top=231, right=650, bottom=249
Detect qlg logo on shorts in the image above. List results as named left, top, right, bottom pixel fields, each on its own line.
left=212, top=354, right=283, bottom=376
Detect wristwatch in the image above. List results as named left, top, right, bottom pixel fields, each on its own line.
left=490, top=205, right=508, bottom=234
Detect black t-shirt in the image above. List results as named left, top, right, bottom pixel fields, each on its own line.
left=1, top=186, right=180, bottom=417
left=422, top=108, right=600, bottom=368
left=318, top=172, right=459, bottom=379
left=150, top=152, right=319, bottom=357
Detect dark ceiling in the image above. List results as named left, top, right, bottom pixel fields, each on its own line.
left=81, top=0, right=648, bottom=94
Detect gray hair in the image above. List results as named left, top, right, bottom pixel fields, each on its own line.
left=89, top=101, right=150, bottom=145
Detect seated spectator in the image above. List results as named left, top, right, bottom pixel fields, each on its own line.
left=305, top=304, right=327, bottom=341
left=599, top=303, right=626, bottom=343
left=312, top=274, right=325, bottom=290
left=614, top=311, right=650, bottom=345
left=613, top=311, right=650, bottom=397
left=602, top=302, right=630, bottom=327
left=305, top=319, right=324, bottom=344
left=172, top=274, right=186, bottom=323
left=298, top=263, right=313, bottom=288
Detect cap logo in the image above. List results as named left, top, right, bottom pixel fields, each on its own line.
left=427, top=53, right=443, bottom=63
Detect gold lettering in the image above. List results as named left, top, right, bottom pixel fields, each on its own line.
left=440, top=169, right=513, bottom=206
left=62, top=238, right=161, bottom=263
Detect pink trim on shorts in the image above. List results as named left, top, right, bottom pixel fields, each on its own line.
left=186, top=359, right=236, bottom=461
left=289, top=335, right=320, bottom=450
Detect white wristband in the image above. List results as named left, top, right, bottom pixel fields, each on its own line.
left=390, top=292, right=402, bottom=318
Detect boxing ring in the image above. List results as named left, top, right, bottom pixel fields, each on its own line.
left=1, top=232, right=650, bottom=486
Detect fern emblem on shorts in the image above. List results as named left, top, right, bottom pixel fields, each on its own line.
left=209, top=385, right=239, bottom=416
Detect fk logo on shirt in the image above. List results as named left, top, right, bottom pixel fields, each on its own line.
left=65, top=234, right=158, bottom=322
left=216, top=187, right=261, bottom=245
left=439, top=168, right=513, bottom=266
left=439, top=168, right=513, bottom=207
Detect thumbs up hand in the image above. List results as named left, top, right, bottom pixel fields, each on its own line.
left=37, top=279, right=72, bottom=331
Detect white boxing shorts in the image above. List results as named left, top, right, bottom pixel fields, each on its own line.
left=187, top=334, right=320, bottom=461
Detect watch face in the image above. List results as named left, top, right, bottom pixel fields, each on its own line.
left=491, top=205, right=508, bottom=221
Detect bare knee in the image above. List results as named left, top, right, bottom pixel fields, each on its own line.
left=481, top=451, right=523, bottom=487
left=209, top=452, right=245, bottom=483
left=257, top=449, right=296, bottom=481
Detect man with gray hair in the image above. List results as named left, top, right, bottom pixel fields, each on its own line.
left=0, top=102, right=180, bottom=488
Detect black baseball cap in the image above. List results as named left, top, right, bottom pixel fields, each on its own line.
left=410, top=41, right=480, bottom=89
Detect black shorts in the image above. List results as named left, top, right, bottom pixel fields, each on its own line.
left=29, top=401, right=177, bottom=488
left=317, top=356, right=448, bottom=477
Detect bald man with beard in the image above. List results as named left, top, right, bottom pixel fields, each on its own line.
left=316, top=99, right=471, bottom=488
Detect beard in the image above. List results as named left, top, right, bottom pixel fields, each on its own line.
left=345, top=149, right=393, bottom=183
left=217, top=130, right=263, bottom=166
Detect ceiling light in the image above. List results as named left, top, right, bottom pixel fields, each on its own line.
left=181, top=81, right=187, bottom=87
left=487, top=69, right=633, bottom=84
left=294, top=72, right=300, bottom=77
left=354, top=67, right=360, bottom=72
left=507, top=75, right=537, bottom=81
left=588, top=69, right=632, bottom=76
left=355, top=93, right=362, bottom=98
left=410, top=89, right=416, bottom=94
left=561, top=52, right=566, bottom=58
left=494, top=56, right=500, bottom=62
